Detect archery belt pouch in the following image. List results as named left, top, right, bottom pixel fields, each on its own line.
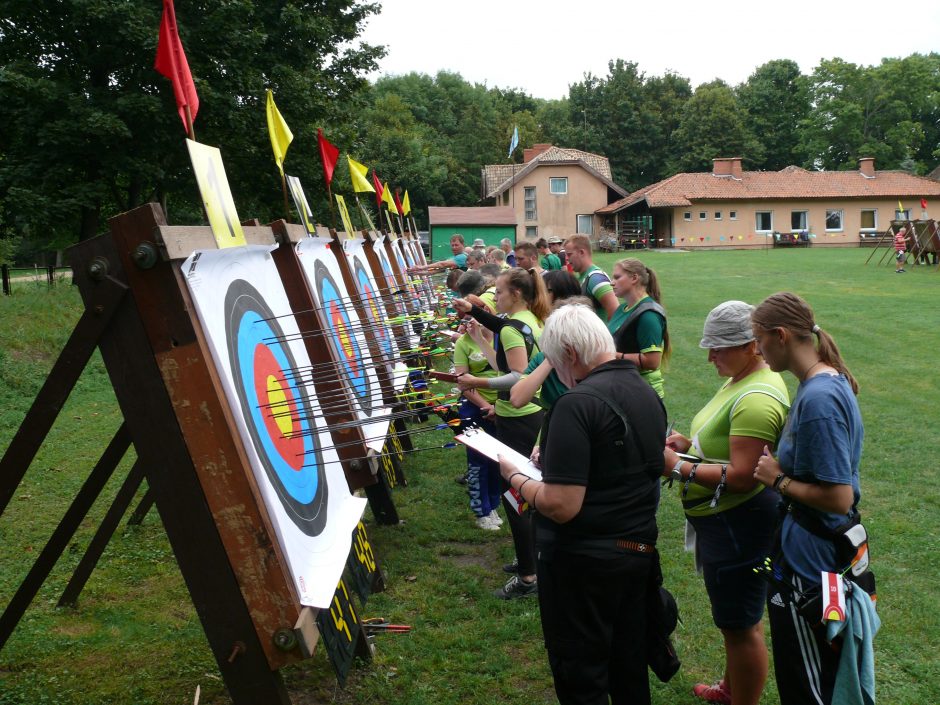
left=790, top=504, right=876, bottom=599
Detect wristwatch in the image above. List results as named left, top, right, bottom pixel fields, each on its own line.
left=670, top=459, right=685, bottom=483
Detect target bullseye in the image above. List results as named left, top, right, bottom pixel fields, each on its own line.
left=313, top=261, right=372, bottom=414
left=225, top=279, right=328, bottom=536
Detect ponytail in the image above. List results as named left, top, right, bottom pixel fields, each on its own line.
left=752, top=292, right=858, bottom=394
left=500, top=267, right=552, bottom=323
left=815, top=327, right=859, bottom=395
left=613, top=258, right=671, bottom=364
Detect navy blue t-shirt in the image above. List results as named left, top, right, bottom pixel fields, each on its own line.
left=776, top=373, right=863, bottom=581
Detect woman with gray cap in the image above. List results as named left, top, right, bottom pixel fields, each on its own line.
left=663, top=300, right=790, bottom=705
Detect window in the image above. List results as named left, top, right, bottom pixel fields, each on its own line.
left=525, top=226, right=538, bottom=239
left=729, top=211, right=737, bottom=220
left=755, top=211, right=773, bottom=232
left=895, top=208, right=910, bottom=221
left=699, top=212, right=707, bottom=221
left=683, top=212, right=691, bottom=221
left=549, top=177, right=568, bottom=194
left=791, top=211, right=808, bottom=231
left=714, top=211, right=722, bottom=220
left=503, top=192, right=510, bottom=205
left=524, top=187, right=537, bottom=221
left=825, top=209, right=844, bottom=231
left=577, top=215, right=593, bottom=235
left=860, top=209, right=877, bottom=231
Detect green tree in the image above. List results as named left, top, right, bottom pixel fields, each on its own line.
left=670, top=80, right=763, bottom=173
left=737, top=59, right=810, bottom=170
left=0, top=0, right=384, bottom=257
left=800, top=57, right=927, bottom=171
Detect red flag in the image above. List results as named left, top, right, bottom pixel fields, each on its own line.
left=154, top=0, right=199, bottom=130
left=393, top=189, right=404, bottom=216
left=921, top=198, right=928, bottom=210
left=317, top=128, right=339, bottom=187
left=372, top=171, right=384, bottom=209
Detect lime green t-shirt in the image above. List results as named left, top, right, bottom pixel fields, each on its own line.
left=680, top=368, right=790, bottom=516
left=478, top=287, right=497, bottom=313
left=606, top=296, right=665, bottom=399
left=453, top=334, right=498, bottom=404
left=495, top=310, right=543, bottom=418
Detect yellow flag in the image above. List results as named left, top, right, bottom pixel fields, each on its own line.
left=402, top=190, right=411, bottom=216
left=898, top=199, right=904, bottom=212
left=266, top=90, right=293, bottom=175
left=382, top=181, right=396, bottom=211
left=347, top=156, right=375, bottom=193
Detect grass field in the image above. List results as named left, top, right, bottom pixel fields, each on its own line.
left=1, top=247, right=938, bottom=704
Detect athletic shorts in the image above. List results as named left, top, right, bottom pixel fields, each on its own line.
left=687, top=491, right=779, bottom=629
left=896, top=250, right=905, bottom=261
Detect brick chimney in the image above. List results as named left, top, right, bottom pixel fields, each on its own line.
left=858, top=157, right=875, bottom=178
left=523, top=143, right=552, bottom=163
left=713, top=157, right=743, bottom=179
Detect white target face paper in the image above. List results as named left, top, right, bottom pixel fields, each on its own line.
left=295, top=237, right=391, bottom=453
left=343, top=238, right=411, bottom=391
left=182, top=245, right=366, bottom=608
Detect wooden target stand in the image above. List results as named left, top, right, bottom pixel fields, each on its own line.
left=0, top=202, right=428, bottom=702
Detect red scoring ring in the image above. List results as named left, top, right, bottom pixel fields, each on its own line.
left=329, top=300, right=360, bottom=376
left=253, top=343, right=305, bottom=471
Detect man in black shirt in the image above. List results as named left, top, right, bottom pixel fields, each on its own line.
left=500, top=303, right=666, bottom=705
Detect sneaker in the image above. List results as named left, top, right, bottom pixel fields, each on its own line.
left=488, top=510, right=504, bottom=526
left=502, top=557, right=519, bottom=574
left=692, top=680, right=731, bottom=705
left=494, top=575, right=537, bottom=600
left=475, top=515, right=500, bottom=531
left=455, top=473, right=468, bottom=485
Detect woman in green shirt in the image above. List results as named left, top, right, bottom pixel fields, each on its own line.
left=453, top=268, right=550, bottom=599
left=606, top=258, right=669, bottom=398
left=663, top=301, right=790, bottom=705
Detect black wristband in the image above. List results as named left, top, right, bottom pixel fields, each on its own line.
left=682, top=464, right=699, bottom=498
left=772, top=472, right=786, bottom=490
left=710, top=464, right=728, bottom=509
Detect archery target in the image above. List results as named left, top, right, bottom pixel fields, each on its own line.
left=354, top=258, right=395, bottom=361
left=182, top=245, right=367, bottom=609
left=312, top=259, right=373, bottom=414
left=224, top=279, right=329, bottom=537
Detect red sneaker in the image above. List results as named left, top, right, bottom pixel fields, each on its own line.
left=692, top=679, right=731, bottom=704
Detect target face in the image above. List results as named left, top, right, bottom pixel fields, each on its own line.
left=354, top=259, right=393, bottom=360
left=376, top=248, right=405, bottom=316
left=224, top=279, right=328, bottom=537
left=313, top=260, right=373, bottom=414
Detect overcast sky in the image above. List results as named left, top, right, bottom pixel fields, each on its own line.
left=359, top=0, right=940, bottom=100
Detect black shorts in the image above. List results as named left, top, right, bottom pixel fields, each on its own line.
left=896, top=250, right=905, bottom=262
left=687, top=490, right=779, bottom=630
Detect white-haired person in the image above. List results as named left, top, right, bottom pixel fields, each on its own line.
left=499, top=303, right=666, bottom=704
left=500, top=237, right=517, bottom=267
left=663, top=301, right=790, bottom=705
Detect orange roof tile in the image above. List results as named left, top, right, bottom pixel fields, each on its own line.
left=482, top=145, right=623, bottom=199
left=597, top=166, right=940, bottom=214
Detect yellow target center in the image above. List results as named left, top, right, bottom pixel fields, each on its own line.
left=266, top=375, right=295, bottom=437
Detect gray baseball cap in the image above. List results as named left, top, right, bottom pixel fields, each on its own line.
left=699, top=300, right=756, bottom=349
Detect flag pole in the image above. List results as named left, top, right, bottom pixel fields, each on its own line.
left=326, top=183, right=337, bottom=230
left=280, top=172, right=291, bottom=223
left=184, top=105, right=195, bottom=141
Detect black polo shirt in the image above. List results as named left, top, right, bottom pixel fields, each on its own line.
left=537, top=360, right=666, bottom=548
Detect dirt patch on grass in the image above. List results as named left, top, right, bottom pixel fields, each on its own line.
left=436, top=540, right=493, bottom=570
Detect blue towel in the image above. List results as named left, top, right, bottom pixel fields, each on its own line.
left=826, top=583, right=880, bottom=705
